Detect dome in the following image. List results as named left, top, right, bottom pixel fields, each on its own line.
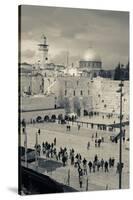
left=83, top=47, right=101, bottom=62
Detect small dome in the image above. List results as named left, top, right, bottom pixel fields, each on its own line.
left=83, top=47, right=101, bottom=62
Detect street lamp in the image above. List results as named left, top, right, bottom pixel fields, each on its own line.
left=35, top=129, right=41, bottom=170
left=117, top=80, right=124, bottom=189
left=22, top=119, right=28, bottom=168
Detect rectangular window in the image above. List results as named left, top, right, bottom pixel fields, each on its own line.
left=73, top=90, right=75, bottom=96
left=80, top=90, right=83, bottom=96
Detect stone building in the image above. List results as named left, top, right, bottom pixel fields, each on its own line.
left=20, top=38, right=129, bottom=119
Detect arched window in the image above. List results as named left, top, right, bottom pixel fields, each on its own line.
left=80, top=90, right=83, bottom=96
left=73, top=90, right=75, bottom=96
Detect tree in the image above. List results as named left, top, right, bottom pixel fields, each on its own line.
left=82, top=97, right=88, bottom=111
left=73, top=97, right=81, bottom=115
left=126, top=61, right=129, bottom=80
left=63, top=97, right=71, bottom=113
left=126, top=61, right=129, bottom=71
left=114, top=63, right=121, bottom=80
left=57, top=89, right=64, bottom=108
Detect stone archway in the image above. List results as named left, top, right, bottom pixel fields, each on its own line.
left=84, top=110, right=89, bottom=116
left=58, top=114, right=63, bottom=120
left=36, top=116, right=42, bottom=123
left=44, top=115, right=50, bottom=122
left=51, top=114, right=56, bottom=122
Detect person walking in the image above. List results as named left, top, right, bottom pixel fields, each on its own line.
left=88, top=161, right=92, bottom=173
left=54, top=137, right=56, bottom=146
left=83, top=158, right=87, bottom=166
left=104, top=161, right=109, bottom=172
left=116, top=163, right=119, bottom=173
left=83, top=163, right=87, bottom=175
left=109, top=157, right=112, bottom=168
left=94, top=154, right=98, bottom=163
left=95, top=132, right=98, bottom=138
left=83, top=158, right=87, bottom=175
left=62, top=155, right=67, bottom=166
left=101, top=158, right=104, bottom=171
left=71, top=155, right=74, bottom=165
left=92, top=134, right=94, bottom=141
left=95, top=139, right=97, bottom=147
left=78, top=167, right=83, bottom=178
left=92, top=161, right=96, bottom=173
left=87, top=141, right=90, bottom=150
left=97, top=160, right=101, bottom=171
left=111, top=157, right=115, bottom=167
left=98, top=139, right=101, bottom=147
left=79, top=174, right=83, bottom=188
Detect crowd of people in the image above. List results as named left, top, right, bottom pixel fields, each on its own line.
left=33, top=136, right=123, bottom=189
left=76, top=154, right=115, bottom=188
left=21, top=109, right=128, bottom=190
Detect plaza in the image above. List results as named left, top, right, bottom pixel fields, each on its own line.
left=20, top=117, right=129, bottom=192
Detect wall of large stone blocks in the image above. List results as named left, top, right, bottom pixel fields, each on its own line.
left=91, top=77, right=129, bottom=116
left=20, top=73, right=129, bottom=117
left=52, top=76, right=129, bottom=116
left=21, top=96, right=55, bottom=111
left=52, top=77, right=93, bottom=114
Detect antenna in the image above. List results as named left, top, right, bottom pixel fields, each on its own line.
left=66, top=50, right=69, bottom=67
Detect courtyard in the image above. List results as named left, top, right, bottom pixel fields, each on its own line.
left=20, top=119, right=129, bottom=192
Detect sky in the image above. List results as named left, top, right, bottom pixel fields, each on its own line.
left=20, top=5, right=129, bottom=69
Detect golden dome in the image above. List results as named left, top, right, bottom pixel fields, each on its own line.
left=83, top=47, right=101, bottom=62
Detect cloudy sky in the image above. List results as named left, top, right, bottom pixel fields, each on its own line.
left=20, top=5, right=129, bottom=69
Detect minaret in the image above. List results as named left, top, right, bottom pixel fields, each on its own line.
left=38, top=35, right=49, bottom=69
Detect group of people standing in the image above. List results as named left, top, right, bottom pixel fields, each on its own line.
left=87, top=132, right=104, bottom=150
left=39, top=138, right=117, bottom=189
left=32, top=130, right=124, bottom=190
left=76, top=154, right=115, bottom=188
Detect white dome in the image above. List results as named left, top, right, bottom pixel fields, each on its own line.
left=83, top=48, right=101, bottom=62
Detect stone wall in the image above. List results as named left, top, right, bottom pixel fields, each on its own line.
left=20, top=74, right=129, bottom=117
left=91, top=77, right=129, bottom=115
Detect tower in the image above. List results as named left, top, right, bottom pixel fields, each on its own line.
left=38, top=35, right=49, bottom=69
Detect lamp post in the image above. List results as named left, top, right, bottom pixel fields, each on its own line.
left=22, top=119, right=28, bottom=168
left=117, top=80, right=124, bottom=189
left=35, top=129, right=41, bottom=170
